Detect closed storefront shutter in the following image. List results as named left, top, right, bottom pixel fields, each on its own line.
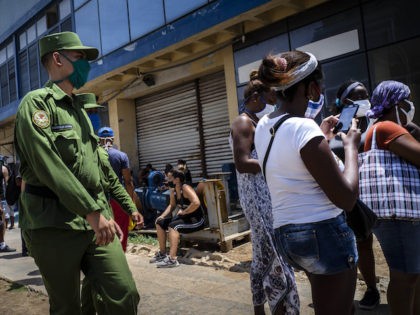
left=199, top=72, right=233, bottom=176
left=135, top=82, right=202, bottom=180
left=135, top=71, right=233, bottom=182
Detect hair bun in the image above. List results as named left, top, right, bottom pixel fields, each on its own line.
left=249, top=70, right=259, bottom=81
left=274, top=57, right=287, bottom=72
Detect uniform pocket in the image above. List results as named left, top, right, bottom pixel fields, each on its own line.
left=284, top=229, right=320, bottom=271
left=53, top=130, right=81, bottom=168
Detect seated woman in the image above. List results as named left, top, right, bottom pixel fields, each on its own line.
left=150, top=168, right=205, bottom=268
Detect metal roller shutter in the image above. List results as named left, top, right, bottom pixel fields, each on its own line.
left=199, top=72, right=233, bottom=176
left=135, top=71, right=233, bottom=181
left=135, top=82, right=202, bottom=180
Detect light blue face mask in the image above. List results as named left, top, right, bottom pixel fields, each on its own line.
left=305, top=94, right=324, bottom=119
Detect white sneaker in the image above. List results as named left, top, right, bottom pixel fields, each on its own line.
left=156, top=256, right=179, bottom=268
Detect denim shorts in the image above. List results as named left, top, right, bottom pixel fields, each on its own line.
left=274, top=213, right=358, bottom=275
left=373, top=219, right=420, bottom=273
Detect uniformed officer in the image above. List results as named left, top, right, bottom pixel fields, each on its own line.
left=74, top=92, right=144, bottom=314
left=14, top=32, right=140, bottom=314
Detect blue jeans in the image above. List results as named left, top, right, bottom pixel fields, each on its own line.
left=374, top=219, right=420, bottom=273
left=274, top=213, right=357, bottom=275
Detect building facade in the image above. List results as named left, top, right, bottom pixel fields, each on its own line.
left=0, top=0, right=419, bottom=180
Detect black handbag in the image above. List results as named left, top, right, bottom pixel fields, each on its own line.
left=346, top=199, right=378, bottom=241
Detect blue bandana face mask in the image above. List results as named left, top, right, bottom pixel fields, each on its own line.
left=305, top=94, right=324, bottom=119
left=60, top=53, right=91, bottom=89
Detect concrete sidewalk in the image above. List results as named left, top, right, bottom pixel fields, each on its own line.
left=1, top=226, right=390, bottom=314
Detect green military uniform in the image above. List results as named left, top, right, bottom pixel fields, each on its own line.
left=81, top=146, right=139, bottom=315
left=14, top=32, right=139, bottom=315
left=77, top=93, right=139, bottom=315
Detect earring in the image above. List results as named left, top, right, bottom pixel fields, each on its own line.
left=307, top=95, right=313, bottom=101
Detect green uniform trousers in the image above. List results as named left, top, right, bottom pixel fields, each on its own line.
left=23, top=228, right=140, bottom=315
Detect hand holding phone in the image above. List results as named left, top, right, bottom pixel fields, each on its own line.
left=333, top=104, right=359, bottom=134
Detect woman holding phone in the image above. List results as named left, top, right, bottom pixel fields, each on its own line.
left=255, top=51, right=361, bottom=315
left=330, top=80, right=381, bottom=311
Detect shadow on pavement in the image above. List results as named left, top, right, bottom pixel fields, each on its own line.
left=0, top=253, right=22, bottom=260
left=16, top=277, right=44, bottom=287
left=27, top=270, right=41, bottom=276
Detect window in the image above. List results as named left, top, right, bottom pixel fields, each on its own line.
left=19, top=33, right=27, bottom=51
left=6, top=43, right=14, bottom=58
left=128, top=0, right=165, bottom=40
left=19, top=51, right=29, bottom=96
left=0, top=49, right=5, bottom=65
left=363, top=0, right=420, bottom=49
left=37, top=16, right=47, bottom=36
left=368, top=37, right=420, bottom=124
left=74, top=0, right=89, bottom=10
left=28, top=44, right=39, bottom=90
left=59, top=0, right=71, bottom=19
left=234, top=32, right=289, bottom=107
left=8, top=59, right=16, bottom=102
left=321, top=53, right=369, bottom=115
left=75, top=0, right=101, bottom=56
left=290, top=8, right=364, bottom=61
left=164, top=0, right=207, bottom=22
left=98, top=0, right=130, bottom=54
left=27, top=24, right=37, bottom=44
left=60, top=17, right=72, bottom=32
left=0, top=64, right=8, bottom=106
left=0, top=40, right=16, bottom=107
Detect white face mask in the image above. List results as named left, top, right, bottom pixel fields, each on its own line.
left=255, top=104, right=275, bottom=119
left=350, top=99, right=371, bottom=117
left=402, top=100, right=415, bottom=124
left=396, top=100, right=415, bottom=126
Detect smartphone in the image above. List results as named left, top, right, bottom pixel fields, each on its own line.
left=333, top=104, right=359, bottom=134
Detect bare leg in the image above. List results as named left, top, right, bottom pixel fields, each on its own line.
left=357, top=234, right=377, bottom=289
left=387, top=269, right=419, bottom=315
left=168, top=228, right=180, bottom=259
left=306, top=267, right=357, bottom=315
left=155, top=224, right=167, bottom=254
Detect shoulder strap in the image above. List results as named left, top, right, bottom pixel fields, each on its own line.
left=371, top=127, right=378, bottom=150
left=262, top=114, right=293, bottom=179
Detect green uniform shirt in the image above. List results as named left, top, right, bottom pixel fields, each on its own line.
left=15, top=81, right=112, bottom=230
left=97, top=146, right=137, bottom=215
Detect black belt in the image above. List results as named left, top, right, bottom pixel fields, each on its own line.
left=25, top=184, right=58, bottom=200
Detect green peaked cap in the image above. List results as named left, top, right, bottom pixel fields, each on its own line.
left=76, top=93, right=104, bottom=109
left=39, top=31, right=99, bottom=60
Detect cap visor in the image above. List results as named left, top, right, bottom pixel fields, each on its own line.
left=62, top=45, right=99, bottom=60
left=84, top=104, right=104, bottom=109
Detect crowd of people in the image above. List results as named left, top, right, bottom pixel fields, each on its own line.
left=230, top=51, right=419, bottom=315
left=1, top=28, right=418, bottom=315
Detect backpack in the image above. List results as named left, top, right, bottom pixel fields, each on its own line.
left=6, top=167, right=20, bottom=206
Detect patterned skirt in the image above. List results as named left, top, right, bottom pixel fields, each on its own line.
left=236, top=150, right=299, bottom=314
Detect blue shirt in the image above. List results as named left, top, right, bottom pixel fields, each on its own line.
left=107, top=147, right=130, bottom=185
